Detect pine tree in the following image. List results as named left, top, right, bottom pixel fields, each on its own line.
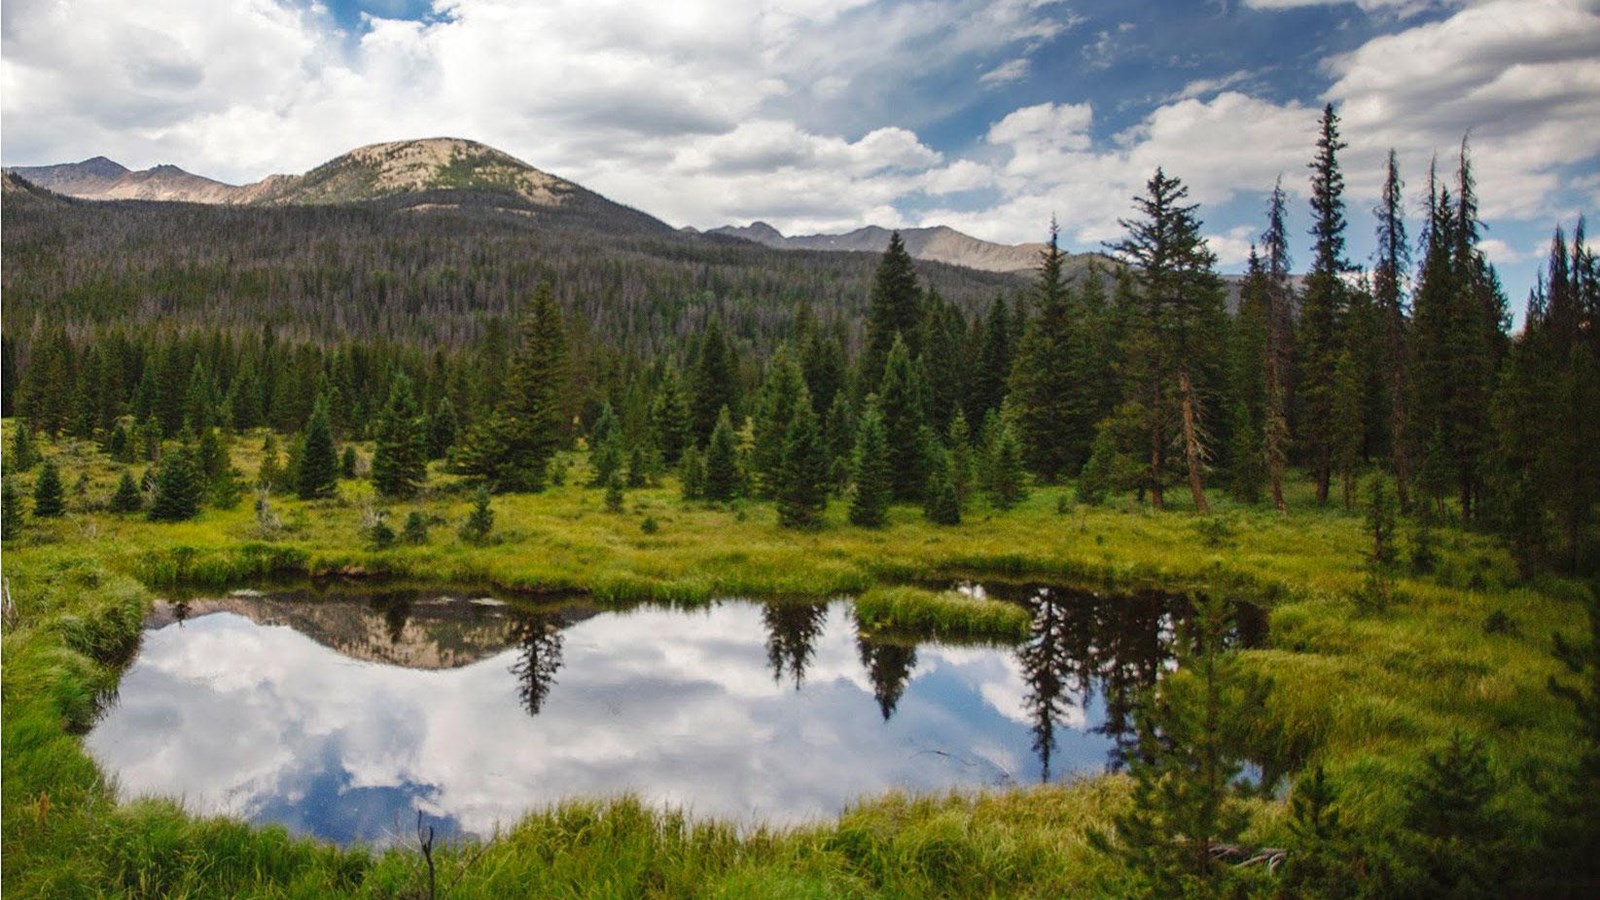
left=649, top=366, right=693, bottom=465
left=971, top=295, right=1014, bottom=421
left=148, top=447, right=202, bottom=522
left=1301, top=104, right=1351, bottom=505
left=752, top=346, right=807, bottom=498
left=849, top=398, right=892, bottom=528
left=427, top=394, right=457, bottom=461
left=1009, top=221, right=1085, bottom=481
left=691, top=317, right=739, bottom=445
left=257, top=433, right=282, bottom=490
left=454, top=284, right=569, bottom=492
left=372, top=373, right=428, bottom=499
left=678, top=444, right=706, bottom=501
left=986, top=415, right=1028, bottom=511
left=32, top=458, right=64, bottom=518
left=862, top=231, right=923, bottom=391
left=878, top=336, right=926, bottom=502
left=1225, top=398, right=1264, bottom=505
left=297, top=395, right=339, bottom=500
left=588, top=402, right=624, bottom=488
left=702, top=406, right=741, bottom=502
left=1113, top=169, right=1225, bottom=513
left=1331, top=348, right=1365, bottom=508
left=776, top=394, right=829, bottom=529
left=1092, top=594, right=1264, bottom=895
left=109, top=469, right=143, bottom=513
left=1, top=477, right=23, bottom=540
left=9, top=420, right=38, bottom=471
left=923, top=450, right=962, bottom=526
left=459, top=485, right=494, bottom=544
left=1077, top=425, right=1119, bottom=506
left=947, top=410, right=974, bottom=504
left=1374, top=149, right=1413, bottom=510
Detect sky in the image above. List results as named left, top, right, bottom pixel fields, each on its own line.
left=3, top=0, right=1598, bottom=308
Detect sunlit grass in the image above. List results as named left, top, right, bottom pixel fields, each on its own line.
left=1, top=422, right=1590, bottom=896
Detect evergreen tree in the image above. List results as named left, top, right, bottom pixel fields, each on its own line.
left=106, top=422, right=134, bottom=463
left=971, top=295, right=1014, bottom=421
left=257, top=433, right=282, bottom=490
left=372, top=373, right=428, bottom=499
left=1113, top=169, right=1226, bottom=513
left=1, top=478, right=23, bottom=540
left=824, top=392, right=856, bottom=492
left=109, top=469, right=143, bottom=513
left=751, top=346, right=807, bottom=498
left=923, top=450, right=962, bottom=526
left=297, top=395, right=339, bottom=500
left=861, top=231, right=923, bottom=391
left=1225, top=398, right=1264, bottom=505
left=800, top=326, right=847, bottom=419
left=947, top=410, right=975, bottom=504
left=1077, top=425, right=1119, bottom=506
left=1301, top=104, right=1351, bottom=505
left=649, top=366, right=693, bottom=465
left=849, top=399, right=892, bottom=528
left=427, top=394, right=458, bottom=462
left=341, top=445, right=358, bottom=479
left=678, top=444, right=706, bottom=501
left=878, top=336, right=926, bottom=502
left=1374, top=149, right=1413, bottom=510
left=1548, top=586, right=1600, bottom=886
left=1331, top=348, right=1365, bottom=508
left=702, top=406, right=741, bottom=502
left=1010, top=221, right=1085, bottom=481
left=1092, top=595, right=1264, bottom=895
left=604, top=473, right=625, bottom=513
left=459, top=485, right=494, bottom=544
left=9, top=420, right=38, bottom=471
left=691, top=317, right=739, bottom=445
left=32, top=458, right=64, bottom=518
left=588, top=402, right=624, bottom=488
left=986, top=415, right=1028, bottom=511
left=148, top=447, right=202, bottom=522
left=775, top=394, right=829, bottom=530
left=454, top=284, right=569, bottom=492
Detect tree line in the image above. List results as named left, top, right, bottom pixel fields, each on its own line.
left=5, top=104, right=1597, bottom=575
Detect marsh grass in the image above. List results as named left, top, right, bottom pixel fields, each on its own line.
left=1, top=423, right=1591, bottom=896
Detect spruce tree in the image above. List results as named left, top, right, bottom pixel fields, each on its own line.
left=692, top=317, right=739, bottom=444
left=947, top=410, right=974, bottom=504
left=588, top=403, right=624, bottom=488
left=752, top=346, right=807, bottom=498
left=1374, top=149, right=1413, bottom=509
left=148, top=447, right=202, bottom=522
left=454, top=283, right=569, bottom=492
left=923, top=450, right=962, bottom=526
left=1113, top=169, right=1225, bottom=513
left=971, top=295, right=1014, bottom=421
left=1301, top=104, right=1351, bottom=505
left=1092, top=595, right=1264, bottom=895
left=702, top=406, right=741, bottom=502
left=849, top=399, right=892, bottom=528
left=459, top=485, right=494, bottom=544
left=109, top=469, right=143, bottom=513
left=427, top=394, right=457, bottom=460
left=1009, top=221, right=1084, bottom=481
left=32, top=458, right=64, bottom=518
left=878, top=336, right=926, bottom=502
left=649, top=366, right=693, bottom=465
left=678, top=444, right=706, bottom=501
left=1225, top=398, right=1264, bottom=505
left=1, top=478, right=23, bottom=540
left=986, top=415, right=1028, bottom=511
left=297, top=395, right=339, bottom=500
left=1077, top=425, right=1119, bottom=506
left=372, top=373, right=428, bottom=499
left=9, top=420, right=38, bottom=471
left=775, top=395, right=829, bottom=529
left=861, top=231, right=923, bottom=391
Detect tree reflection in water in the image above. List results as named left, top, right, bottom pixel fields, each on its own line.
left=369, top=592, right=413, bottom=646
left=855, top=631, right=917, bottom=720
left=761, top=601, right=829, bottom=689
left=509, top=610, right=566, bottom=716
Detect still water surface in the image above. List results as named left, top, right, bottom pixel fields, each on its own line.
left=86, top=586, right=1259, bottom=845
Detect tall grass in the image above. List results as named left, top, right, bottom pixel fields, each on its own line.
left=1, top=424, right=1591, bottom=895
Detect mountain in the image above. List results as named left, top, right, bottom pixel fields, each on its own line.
left=708, top=222, right=1081, bottom=275
left=4, top=138, right=675, bottom=234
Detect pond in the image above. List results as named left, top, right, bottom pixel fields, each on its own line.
left=85, top=584, right=1263, bottom=845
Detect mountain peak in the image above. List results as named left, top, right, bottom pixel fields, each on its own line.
left=265, top=136, right=571, bottom=207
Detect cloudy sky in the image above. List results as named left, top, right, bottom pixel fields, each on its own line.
left=3, top=0, right=1597, bottom=304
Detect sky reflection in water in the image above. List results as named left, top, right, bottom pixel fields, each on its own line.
left=86, top=588, right=1220, bottom=845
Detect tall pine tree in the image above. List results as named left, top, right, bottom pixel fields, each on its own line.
left=372, top=373, right=428, bottom=499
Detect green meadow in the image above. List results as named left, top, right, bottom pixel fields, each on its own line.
left=2, top=426, right=1591, bottom=897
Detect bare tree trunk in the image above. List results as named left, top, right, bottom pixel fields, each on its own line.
left=1178, top=367, right=1209, bottom=514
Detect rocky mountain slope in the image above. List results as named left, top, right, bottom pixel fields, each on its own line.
left=708, top=222, right=1081, bottom=275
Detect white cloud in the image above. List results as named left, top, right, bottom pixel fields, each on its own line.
left=1205, top=225, right=1260, bottom=267
left=979, top=58, right=1030, bottom=87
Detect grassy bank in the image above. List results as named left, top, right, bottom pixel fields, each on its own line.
left=2, top=426, right=1592, bottom=896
